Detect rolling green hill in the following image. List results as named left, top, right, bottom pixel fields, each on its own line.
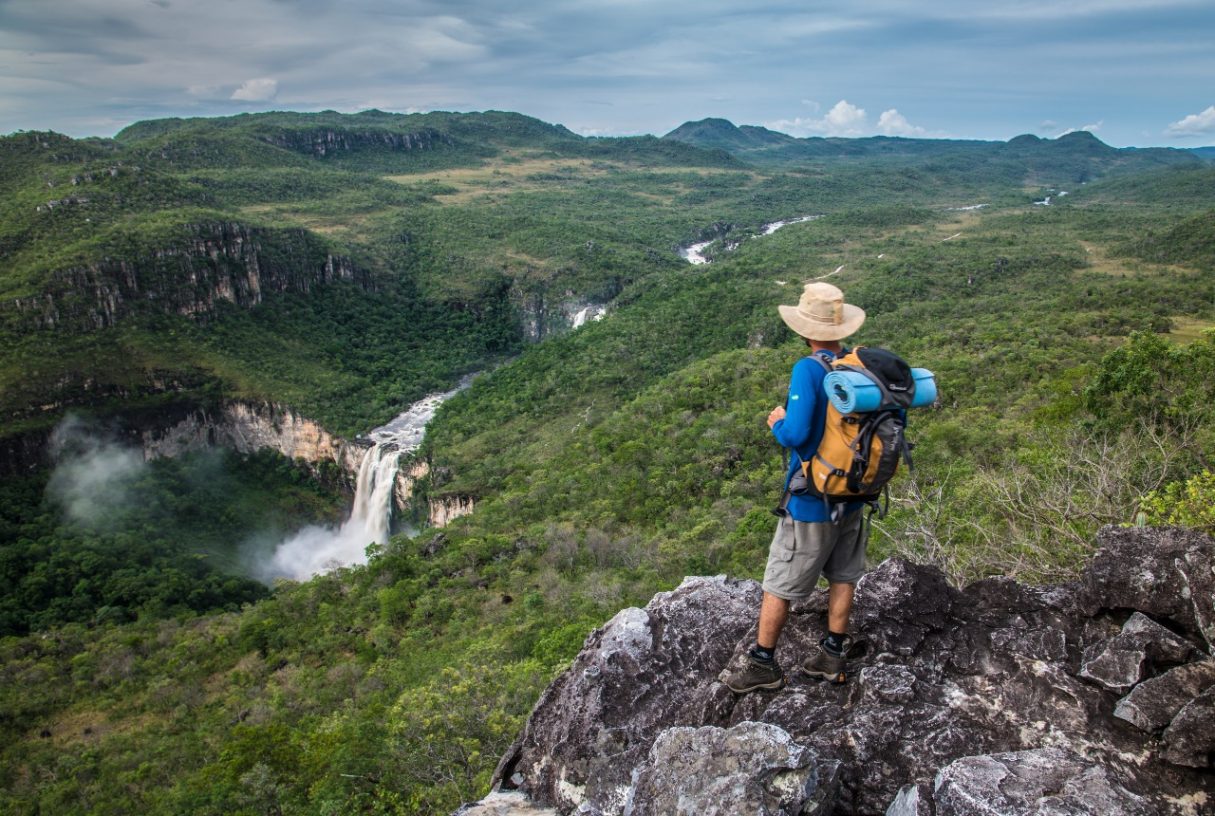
left=3, top=109, right=1215, bottom=815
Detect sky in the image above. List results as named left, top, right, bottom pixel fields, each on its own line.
left=1, top=0, right=1214, bottom=147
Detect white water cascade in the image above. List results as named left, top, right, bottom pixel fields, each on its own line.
left=678, top=215, right=821, bottom=265
left=264, top=378, right=472, bottom=581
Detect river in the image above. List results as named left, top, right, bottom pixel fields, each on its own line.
left=678, top=215, right=821, bottom=264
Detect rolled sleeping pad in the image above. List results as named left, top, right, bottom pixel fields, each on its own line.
left=824, top=370, right=882, bottom=413
left=909, top=368, right=937, bottom=408
left=824, top=368, right=937, bottom=413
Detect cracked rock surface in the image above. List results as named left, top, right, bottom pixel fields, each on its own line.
left=463, top=527, right=1215, bottom=815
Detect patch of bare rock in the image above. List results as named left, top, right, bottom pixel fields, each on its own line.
left=458, top=526, right=1215, bottom=815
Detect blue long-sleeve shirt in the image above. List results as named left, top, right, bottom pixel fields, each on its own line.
left=772, top=350, right=861, bottom=522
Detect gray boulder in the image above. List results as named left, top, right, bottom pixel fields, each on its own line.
left=885, top=783, right=932, bottom=816
left=1079, top=611, right=1194, bottom=691
left=1162, top=687, right=1215, bottom=768
left=492, top=575, right=762, bottom=814
left=1079, top=526, right=1215, bottom=653
left=932, top=748, right=1152, bottom=816
left=454, top=792, right=558, bottom=816
left=622, top=721, right=837, bottom=816
left=465, top=527, right=1215, bottom=815
left=1114, top=658, right=1215, bottom=731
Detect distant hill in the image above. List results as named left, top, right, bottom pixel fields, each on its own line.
left=663, top=117, right=995, bottom=165
left=662, top=118, right=1202, bottom=182
left=1187, top=146, right=1215, bottom=161
left=0, top=110, right=746, bottom=442
left=1069, top=165, right=1215, bottom=208
left=113, top=109, right=738, bottom=173
left=662, top=118, right=797, bottom=152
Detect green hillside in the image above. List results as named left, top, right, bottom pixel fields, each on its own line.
left=0, top=111, right=753, bottom=442
left=3, top=110, right=1215, bottom=815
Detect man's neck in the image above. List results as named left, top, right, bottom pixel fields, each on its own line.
left=809, top=340, right=844, bottom=354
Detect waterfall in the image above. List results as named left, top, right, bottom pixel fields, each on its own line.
left=264, top=443, right=402, bottom=580
left=348, top=444, right=402, bottom=545
left=262, top=376, right=474, bottom=581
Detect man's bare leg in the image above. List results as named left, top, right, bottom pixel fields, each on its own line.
left=826, top=582, right=855, bottom=638
left=757, top=591, right=790, bottom=650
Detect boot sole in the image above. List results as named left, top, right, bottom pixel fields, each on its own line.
left=725, top=677, right=786, bottom=693
left=800, top=667, right=847, bottom=684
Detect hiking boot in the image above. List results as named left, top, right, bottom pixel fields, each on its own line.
left=723, top=654, right=785, bottom=694
left=801, top=639, right=848, bottom=684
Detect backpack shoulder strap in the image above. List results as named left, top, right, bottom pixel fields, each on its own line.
left=807, top=349, right=835, bottom=372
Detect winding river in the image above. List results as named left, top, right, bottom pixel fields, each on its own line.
left=678, top=215, right=821, bottom=264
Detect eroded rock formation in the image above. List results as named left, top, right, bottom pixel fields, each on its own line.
left=4, top=221, right=371, bottom=332
left=465, top=527, right=1215, bottom=815
left=428, top=494, right=477, bottom=528
left=140, top=400, right=366, bottom=477
left=255, top=127, right=451, bottom=157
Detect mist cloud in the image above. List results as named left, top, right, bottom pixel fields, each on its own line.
left=47, top=416, right=146, bottom=529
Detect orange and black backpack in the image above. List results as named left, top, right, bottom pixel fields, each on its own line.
left=790, top=347, right=914, bottom=515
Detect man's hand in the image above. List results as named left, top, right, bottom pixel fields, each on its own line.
left=767, top=405, right=786, bottom=429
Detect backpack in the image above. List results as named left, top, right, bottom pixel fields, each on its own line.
left=791, top=347, right=914, bottom=512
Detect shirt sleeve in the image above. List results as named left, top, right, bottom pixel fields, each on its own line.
left=772, top=357, right=819, bottom=453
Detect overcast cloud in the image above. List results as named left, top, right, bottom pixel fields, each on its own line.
left=1, top=0, right=1212, bottom=146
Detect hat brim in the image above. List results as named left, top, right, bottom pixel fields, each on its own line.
left=778, top=303, right=866, bottom=341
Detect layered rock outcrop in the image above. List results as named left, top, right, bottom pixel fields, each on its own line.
left=393, top=459, right=477, bottom=529
left=428, top=494, right=477, bottom=528
left=139, top=400, right=365, bottom=477
left=255, top=127, right=452, bottom=157
left=466, top=527, right=1215, bottom=815
left=5, top=221, right=372, bottom=332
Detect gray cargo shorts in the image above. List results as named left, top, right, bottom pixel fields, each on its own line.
left=761, top=509, right=868, bottom=601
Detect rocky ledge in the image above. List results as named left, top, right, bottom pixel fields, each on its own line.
left=462, top=526, right=1215, bottom=815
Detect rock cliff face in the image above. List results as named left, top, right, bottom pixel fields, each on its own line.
left=255, top=127, right=452, bottom=157
left=395, top=458, right=432, bottom=513
left=428, top=494, right=477, bottom=528
left=463, top=527, right=1215, bottom=815
left=5, top=221, right=372, bottom=332
left=139, top=400, right=365, bottom=477
left=392, top=459, right=476, bottom=529
left=514, top=283, right=618, bottom=343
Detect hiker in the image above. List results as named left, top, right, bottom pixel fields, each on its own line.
left=724, top=281, right=869, bottom=693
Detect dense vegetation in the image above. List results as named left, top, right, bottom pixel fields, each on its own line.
left=0, top=448, right=348, bottom=636
left=2, top=110, right=1214, bottom=814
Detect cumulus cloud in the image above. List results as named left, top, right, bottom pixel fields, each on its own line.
left=822, top=100, right=868, bottom=135
left=1166, top=105, right=1215, bottom=137
left=768, top=99, right=868, bottom=137
left=1057, top=120, right=1103, bottom=137
left=877, top=108, right=926, bottom=137
left=768, top=100, right=931, bottom=139
left=231, top=77, right=278, bottom=102
left=0, top=0, right=1208, bottom=142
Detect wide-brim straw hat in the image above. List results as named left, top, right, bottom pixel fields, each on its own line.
left=778, top=282, right=866, bottom=341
